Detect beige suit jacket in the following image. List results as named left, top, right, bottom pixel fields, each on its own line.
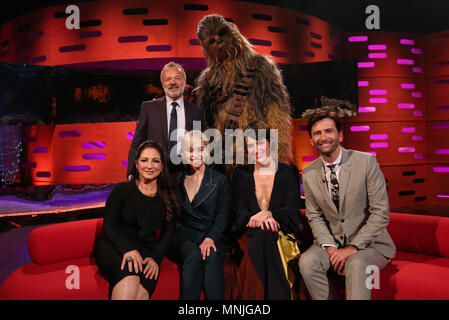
left=302, top=147, right=396, bottom=259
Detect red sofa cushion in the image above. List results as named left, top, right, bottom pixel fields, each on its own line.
left=387, top=213, right=449, bottom=258
left=0, top=256, right=180, bottom=300
left=28, top=219, right=103, bottom=265
left=373, top=251, right=449, bottom=300
left=0, top=257, right=107, bottom=300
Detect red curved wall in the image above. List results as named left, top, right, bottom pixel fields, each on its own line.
left=0, top=0, right=341, bottom=66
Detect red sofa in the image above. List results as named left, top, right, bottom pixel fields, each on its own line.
left=1, top=212, right=449, bottom=300
left=0, top=218, right=180, bottom=300
left=372, top=212, right=449, bottom=299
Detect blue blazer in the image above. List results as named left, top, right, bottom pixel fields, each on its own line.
left=173, top=166, right=230, bottom=248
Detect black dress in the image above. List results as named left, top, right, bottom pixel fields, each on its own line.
left=229, top=162, right=303, bottom=300
left=94, top=180, right=175, bottom=297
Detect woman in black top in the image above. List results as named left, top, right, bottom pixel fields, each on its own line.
left=94, top=140, right=179, bottom=300
left=230, top=121, right=303, bottom=300
left=172, top=130, right=230, bottom=300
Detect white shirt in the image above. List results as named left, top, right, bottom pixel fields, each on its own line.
left=320, top=148, right=342, bottom=250
left=166, top=96, right=186, bottom=155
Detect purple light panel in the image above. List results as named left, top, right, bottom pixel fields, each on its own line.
left=350, top=126, right=370, bottom=132
left=411, top=92, right=423, bottom=98
left=60, top=130, right=81, bottom=138
left=401, top=127, right=416, bottom=133
left=33, top=147, right=48, bottom=153
left=36, top=171, right=51, bottom=178
left=348, top=36, right=368, bottom=42
left=412, top=67, right=423, bottom=73
left=369, top=89, right=388, bottom=96
left=369, top=90, right=388, bottom=95
left=414, top=154, right=425, bottom=160
left=412, top=135, right=424, bottom=141
left=118, top=35, right=148, bottom=43
left=370, top=98, right=388, bottom=103
left=358, top=81, right=369, bottom=87
left=368, top=44, right=386, bottom=50
left=302, top=155, right=318, bottom=162
left=359, top=107, right=376, bottom=113
left=432, top=123, right=449, bottom=129
left=370, top=142, right=388, bottom=148
left=400, top=39, right=415, bottom=45
left=366, top=151, right=377, bottom=156
left=397, top=59, right=414, bottom=65
left=146, top=45, right=172, bottom=52
left=437, top=193, right=449, bottom=198
left=59, top=44, right=86, bottom=53
left=248, top=39, right=272, bottom=46
left=79, top=30, right=102, bottom=39
left=413, top=111, right=424, bottom=117
left=82, top=153, right=106, bottom=160
left=126, top=132, right=135, bottom=139
left=64, top=165, right=91, bottom=172
left=370, top=134, right=388, bottom=140
left=411, top=48, right=422, bottom=54
left=401, top=83, right=415, bottom=89
left=188, top=39, right=200, bottom=46
left=398, top=103, right=415, bottom=109
left=32, top=56, right=46, bottom=64
left=358, top=62, right=375, bottom=68
left=122, top=160, right=128, bottom=167
left=82, top=141, right=106, bottom=149
left=368, top=53, right=387, bottom=59
left=398, top=147, right=415, bottom=153
left=436, top=149, right=449, bottom=155
left=433, top=167, right=449, bottom=173
left=300, top=50, right=314, bottom=57
left=271, top=50, right=289, bottom=58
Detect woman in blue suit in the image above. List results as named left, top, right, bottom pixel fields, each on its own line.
left=172, top=130, right=230, bottom=300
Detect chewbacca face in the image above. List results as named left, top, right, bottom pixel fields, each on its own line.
left=197, top=14, right=246, bottom=63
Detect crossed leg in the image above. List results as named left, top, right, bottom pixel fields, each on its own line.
left=111, top=275, right=149, bottom=300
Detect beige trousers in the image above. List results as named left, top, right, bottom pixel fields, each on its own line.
left=298, top=244, right=390, bottom=300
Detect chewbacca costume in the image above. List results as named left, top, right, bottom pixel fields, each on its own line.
left=194, top=14, right=299, bottom=300
left=195, top=14, right=292, bottom=164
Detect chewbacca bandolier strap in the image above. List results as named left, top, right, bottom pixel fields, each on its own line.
left=223, top=66, right=256, bottom=130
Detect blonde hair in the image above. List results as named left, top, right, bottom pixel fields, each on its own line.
left=181, top=130, right=209, bottom=150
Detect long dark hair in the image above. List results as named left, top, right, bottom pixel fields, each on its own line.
left=133, top=140, right=180, bottom=221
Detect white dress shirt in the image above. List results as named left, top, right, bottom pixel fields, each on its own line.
left=166, top=96, right=186, bottom=155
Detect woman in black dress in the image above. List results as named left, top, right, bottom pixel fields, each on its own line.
left=172, top=130, right=230, bottom=299
left=230, top=121, right=303, bottom=300
left=94, top=140, right=179, bottom=300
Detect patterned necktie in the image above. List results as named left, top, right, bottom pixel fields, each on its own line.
left=327, top=164, right=339, bottom=210
left=168, top=101, right=178, bottom=153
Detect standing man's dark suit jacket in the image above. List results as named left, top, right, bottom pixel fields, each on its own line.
left=127, top=97, right=202, bottom=178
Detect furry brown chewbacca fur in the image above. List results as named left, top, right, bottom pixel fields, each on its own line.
left=194, top=14, right=292, bottom=163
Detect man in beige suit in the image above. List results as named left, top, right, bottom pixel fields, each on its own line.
left=298, top=109, right=396, bottom=300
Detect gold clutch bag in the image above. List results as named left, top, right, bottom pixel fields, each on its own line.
left=277, top=231, right=301, bottom=289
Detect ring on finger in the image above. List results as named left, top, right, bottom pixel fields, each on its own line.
left=126, top=256, right=133, bottom=263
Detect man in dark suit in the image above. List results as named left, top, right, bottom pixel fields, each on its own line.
left=127, top=62, right=203, bottom=179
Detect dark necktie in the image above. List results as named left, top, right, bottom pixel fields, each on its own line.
left=327, top=164, right=339, bottom=210
left=168, top=101, right=178, bottom=153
